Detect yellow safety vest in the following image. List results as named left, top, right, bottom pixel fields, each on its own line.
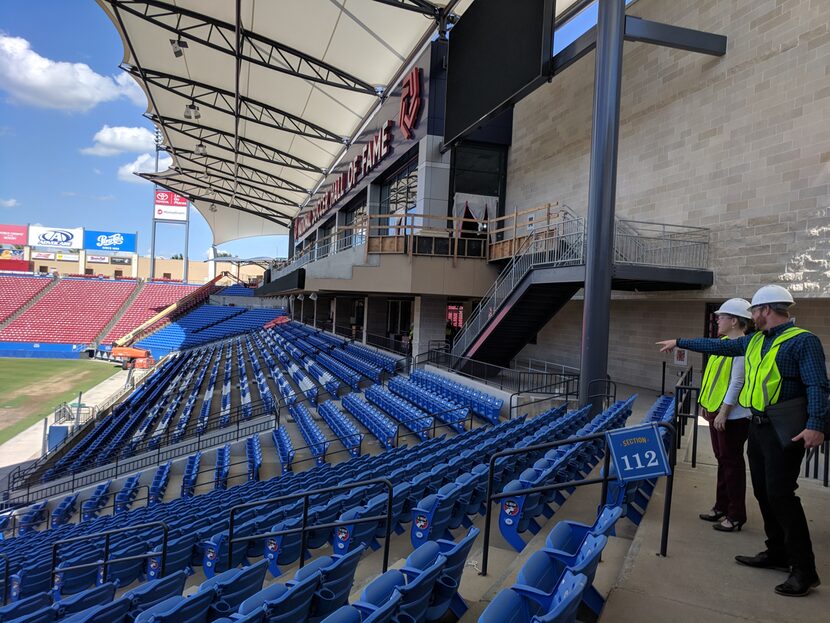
left=739, top=326, right=810, bottom=412
left=699, top=338, right=733, bottom=412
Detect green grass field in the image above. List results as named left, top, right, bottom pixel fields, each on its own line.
left=0, top=358, right=121, bottom=445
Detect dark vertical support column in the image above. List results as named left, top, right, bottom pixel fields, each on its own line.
left=579, top=0, right=626, bottom=413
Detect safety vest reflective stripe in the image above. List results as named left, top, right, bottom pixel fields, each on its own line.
left=699, top=338, right=733, bottom=412
left=739, top=327, right=810, bottom=412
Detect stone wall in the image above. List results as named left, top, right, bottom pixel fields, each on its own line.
left=506, top=0, right=830, bottom=299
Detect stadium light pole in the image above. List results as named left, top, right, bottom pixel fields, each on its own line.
left=579, top=0, right=626, bottom=413
left=150, top=129, right=161, bottom=281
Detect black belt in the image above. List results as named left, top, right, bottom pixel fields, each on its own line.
left=750, top=409, right=770, bottom=425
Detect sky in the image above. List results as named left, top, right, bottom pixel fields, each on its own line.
left=0, top=0, right=288, bottom=260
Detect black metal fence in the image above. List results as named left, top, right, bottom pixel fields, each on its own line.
left=479, top=422, right=677, bottom=576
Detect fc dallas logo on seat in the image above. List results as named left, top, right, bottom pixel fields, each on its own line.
left=399, top=67, right=422, bottom=140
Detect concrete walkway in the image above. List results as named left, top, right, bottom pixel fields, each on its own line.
left=601, top=417, right=830, bottom=622
left=0, top=366, right=133, bottom=469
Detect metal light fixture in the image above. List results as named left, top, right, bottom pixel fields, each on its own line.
left=194, top=142, right=207, bottom=157
left=309, top=292, right=318, bottom=301
left=169, top=39, right=188, bottom=58
left=209, top=203, right=217, bottom=213
left=297, top=294, right=305, bottom=301
left=184, top=102, right=201, bottom=120
left=289, top=295, right=295, bottom=302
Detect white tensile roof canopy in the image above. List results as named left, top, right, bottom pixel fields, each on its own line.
left=100, top=0, right=583, bottom=245
left=99, top=0, right=468, bottom=244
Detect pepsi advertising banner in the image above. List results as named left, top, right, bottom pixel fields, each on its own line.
left=84, top=230, right=137, bottom=253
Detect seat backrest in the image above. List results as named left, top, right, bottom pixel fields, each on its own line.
left=257, top=570, right=320, bottom=623
left=0, top=591, right=52, bottom=623
left=530, top=571, right=588, bottom=623
left=60, top=596, right=131, bottom=623
left=56, top=583, right=116, bottom=617
left=208, top=560, right=268, bottom=611
left=134, top=589, right=216, bottom=623
left=124, top=570, right=187, bottom=612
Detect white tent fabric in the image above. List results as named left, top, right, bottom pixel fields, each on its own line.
left=99, top=0, right=583, bottom=244
left=99, top=0, right=470, bottom=244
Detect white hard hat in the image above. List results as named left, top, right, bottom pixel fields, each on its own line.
left=714, top=298, right=752, bottom=319
left=750, top=284, right=794, bottom=308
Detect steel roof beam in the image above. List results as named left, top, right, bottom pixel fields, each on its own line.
left=371, top=0, right=441, bottom=17
left=124, top=65, right=345, bottom=144
left=151, top=114, right=325, bottom=174
left=112, top=0, right=378, bottom=95
left=170, top=166, right=301, bottom=208
left=141, top=173, right=292, bottom=226
left=170, top=148, right=310, bottom=195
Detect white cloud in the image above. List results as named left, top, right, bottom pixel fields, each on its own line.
left=0, top=34, right=146, bottom=112
left=0, top=198, right=19, bottom=208
left=95, top=195, right=116, bottom=202
left=117, top=152, right=173, bottom=183
left=93, top=168, right=102, bottom=175
left=81, top=125, right=156, bottom=156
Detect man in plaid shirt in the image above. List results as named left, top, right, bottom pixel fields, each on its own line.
left=658, top=284, right=827, bottom=597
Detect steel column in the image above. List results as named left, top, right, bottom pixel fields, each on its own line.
left=579, top=0, right=626, bottom=412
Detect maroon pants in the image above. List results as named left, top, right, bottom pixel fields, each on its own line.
left=709, top=416, right=751, bottom=523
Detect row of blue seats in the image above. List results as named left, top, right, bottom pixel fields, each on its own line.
left=480, top=506, right=623, bottom=623
left=364, top=387, right=431, bottom=442
left=221, top=284, right=255, bottom=297
left=180, top=452, right=202, bottom=498
left=498, top=398, right=634, bottom=552
left=246, top=336, right=276, bottom=415
left=341, top=395, right=397, bottom=451
left=272, top=428, right=295, bottom=474
left=289, top=405, right=329, bottom=466
left=41, top=353, right=191, bottom=482
left=410, top=369, right=502, bottom=424
left=0, top=397, right=567, bottom=603
left=215, top=444, right=232, bottom=491
left=388, top=377, right=468, bottom=434
left=317, top=402, right=362, bottom=458
left=246, top=436, right=262, bottom=483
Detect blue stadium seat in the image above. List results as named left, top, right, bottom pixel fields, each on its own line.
left=133, top=587, right=216, bottom=623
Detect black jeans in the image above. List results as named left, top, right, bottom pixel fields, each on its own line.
left=747, top=421, right=816, bottom=573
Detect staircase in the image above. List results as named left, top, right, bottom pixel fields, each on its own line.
left=452, top=216, right=712, bottom=367
left=0, top=276, right=60, bottom=332
left=91, top=280, right=145, bottom=348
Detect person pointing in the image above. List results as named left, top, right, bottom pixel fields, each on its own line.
left=657, top=284, right=828, bottom=597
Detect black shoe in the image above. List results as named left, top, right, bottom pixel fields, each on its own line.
left=699, top=509, right=725, bottom=522
left=713, top=518, right=745, bottom=532
left=735, top=551, right=789, bottom=571
left=775, top=571, right=820, bottom=597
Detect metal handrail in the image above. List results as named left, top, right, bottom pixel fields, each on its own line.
left=479, top=422, right=677, bottom=575
left=452, top=218, right=586, bottom=357
left=50, top=522, right=168, bottom=587
left=0, top=553, right=8, bottom=605
left=227, top=478, right=394, bottom=572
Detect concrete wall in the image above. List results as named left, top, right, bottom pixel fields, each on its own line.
left=506, top=0, right=830, bottom=300
left=413, top=295, right=447, bottom=357
left=518, top=297, right=830, bottom=390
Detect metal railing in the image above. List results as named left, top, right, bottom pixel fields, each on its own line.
left=511, top=357, right=580, bottom=376
left=407, top=349, right=579, bottom=396
left=614, top=220, right=709, bottom=269
left=50, top=522, right=168, bottom=588
left=479, top=422, right=677, bottom=575
left=452, top=219, right=586, bottom=358
left=227, top=479, right=393, bottom=573
left=673, top=367, right=701, bottom=468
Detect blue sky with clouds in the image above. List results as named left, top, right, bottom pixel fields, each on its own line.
left=0, top=0, right=287, bottom=259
